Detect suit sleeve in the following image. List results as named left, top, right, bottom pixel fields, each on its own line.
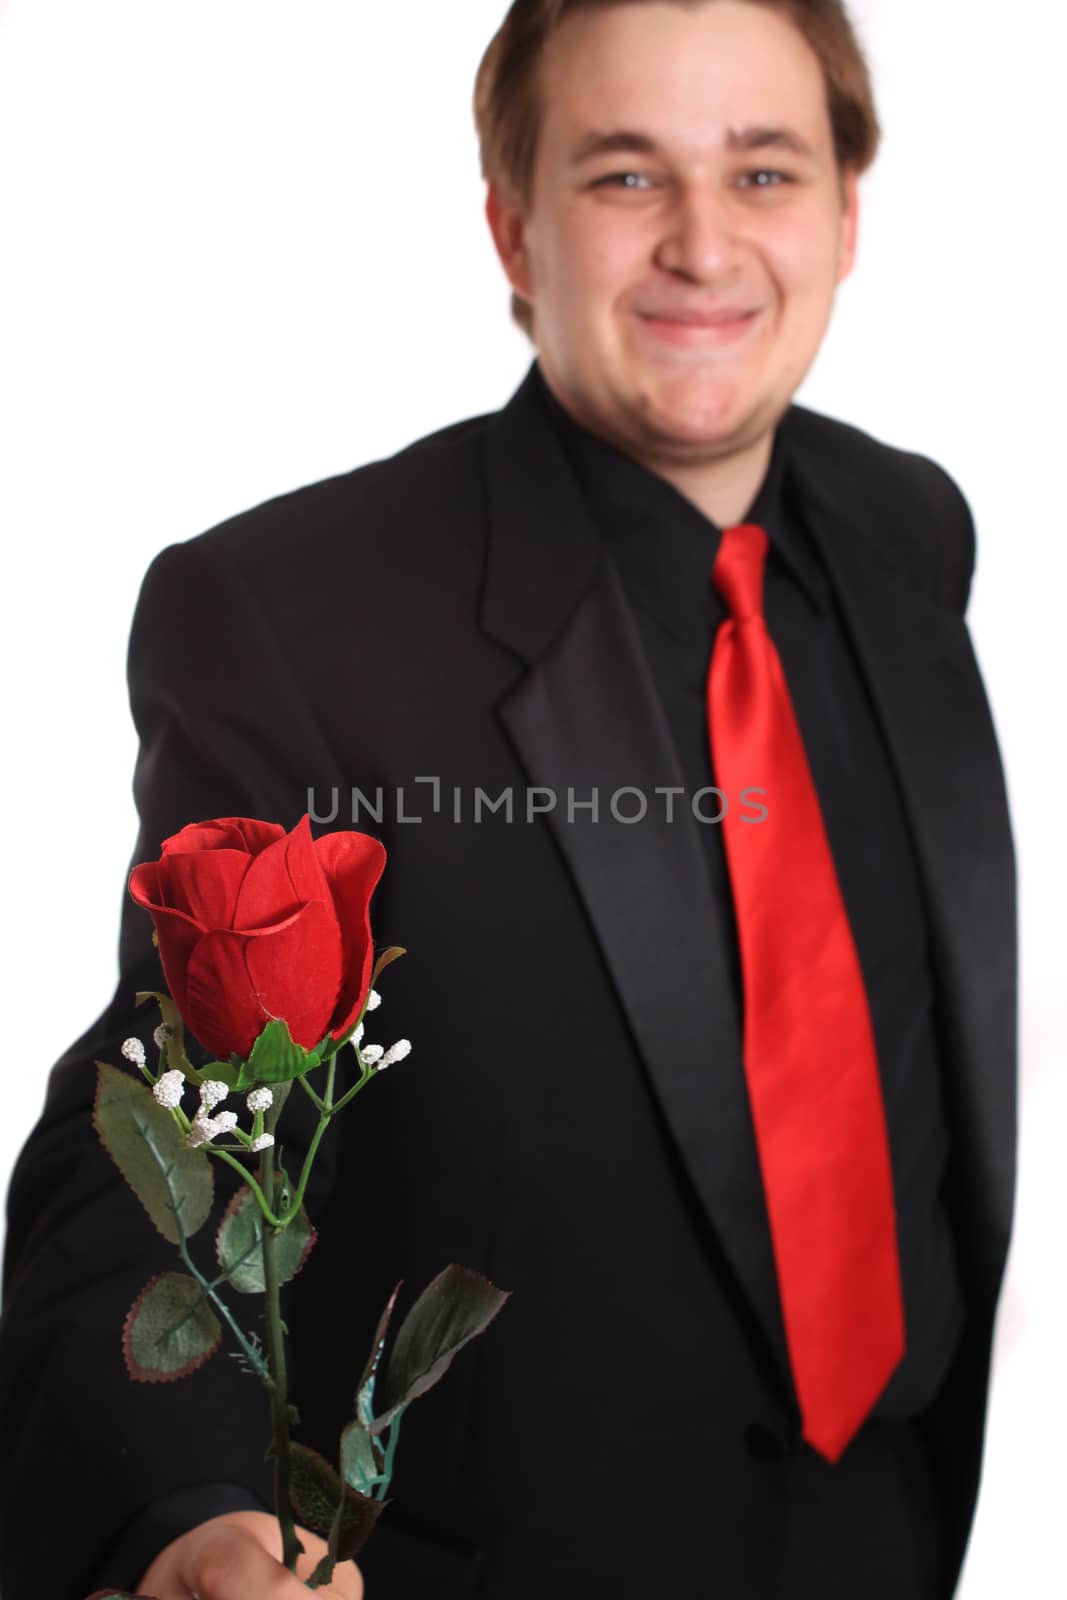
left=0, top=534, right=350, bottom=1599
left=912, top=454, right=978, bottom=616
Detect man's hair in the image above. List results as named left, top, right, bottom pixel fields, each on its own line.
left=472, top=0, right=881, bottom=338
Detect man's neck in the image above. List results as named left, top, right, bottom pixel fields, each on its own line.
left=533, top=365, right=778, bottom=529
left=629, top=430, right=776, bottom=529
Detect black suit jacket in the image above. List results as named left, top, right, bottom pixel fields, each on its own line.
left=0, top=364, right=1016, bottom=1599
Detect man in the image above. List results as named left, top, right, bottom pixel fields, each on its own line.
left=0, top=2, right=1016, bottom=1597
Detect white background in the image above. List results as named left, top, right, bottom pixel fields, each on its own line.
left=0, top=3, right=1062, bottom=1594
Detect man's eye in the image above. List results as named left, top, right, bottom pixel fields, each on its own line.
left=737, top=169, right=794, bottom=190
left=592, top=172, right=655, bottom=190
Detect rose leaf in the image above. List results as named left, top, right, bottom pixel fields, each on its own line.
left=93, top=1063, right=214, bottom=1244
left=215, top=1186, right=317, bottom=1294
left=340, top=1418, right=386, bottom=1497
left=289, top=1442, right=387, bottom=1576
left=354, top=1281, right=402, bottom=1421
left=370, top=1265, right=510, bottom=1434
left=122, top=1271, right=221, bottom=1382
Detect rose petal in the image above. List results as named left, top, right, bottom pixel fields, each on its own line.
left=280, top=814, right=337, bottom=905
left=153, top=849, right=252, bottom=927
left=180, top=933, right=268, bottom=1061
left=128, top=859, right=170, bottom=914
left=128, top=865, right=205, bottom=1019
left=218, top=817, right=289, bottom=855
left=244, top=896, right=344, bottom=1049
left=161, top=817, right=286, bottom=858
left=183, top=901, right=344, bottom=1059
left=232, top=814, right=332, bottom=932
left=313, top=831, right=387, bottom=1037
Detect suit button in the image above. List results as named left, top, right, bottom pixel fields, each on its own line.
left=744, top=1423, right=787, bottom=1462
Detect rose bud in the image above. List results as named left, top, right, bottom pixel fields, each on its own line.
left=129, top=814, right=386, bottom=1061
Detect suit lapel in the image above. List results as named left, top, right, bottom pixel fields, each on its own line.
left=481, top=366, right=790, bottom=1378
left=785, top=436, right=1017, bottom=1276
left=478, top=366, right=1014, bottom=1372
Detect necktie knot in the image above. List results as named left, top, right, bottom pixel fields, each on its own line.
left=711, top=522, right=769, bottom=620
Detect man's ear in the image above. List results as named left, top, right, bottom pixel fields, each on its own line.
left=836, top=169, right=860, bottom=284
left=485, top=180, right=534, bottom=299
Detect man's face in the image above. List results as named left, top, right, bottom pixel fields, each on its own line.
left=488, top=0, right=859, bottom=466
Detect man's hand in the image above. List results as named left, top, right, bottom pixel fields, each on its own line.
left=135, top=1510, right=363, bottom=1598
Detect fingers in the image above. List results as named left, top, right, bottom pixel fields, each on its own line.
left=175, top=1516, right=305, bottom=1596
left=137, top=1511, right=362, bottom=1599
left=226, top=1512, right=362, bottom=1597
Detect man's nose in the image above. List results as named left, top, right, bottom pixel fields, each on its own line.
left=654, top=187, right=742, bottom=282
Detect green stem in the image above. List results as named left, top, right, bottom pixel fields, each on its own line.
left=210, top=1146, right=287, bottom=1227
left=138, top=1121, right=272, bottom=1386
left=297, top=1074, right=327, bottom=1115
left=289, top=1115, right=332, bottom=1218
left=375, top=1410, right=404, bottom=1499
left=325, top=1066, right=374, bottom=1121
left=174, top=1229, right=273, bottom=1388
left=210, top=1063, right=369, bottom=1227
left=259, top=1140, right=304, bottom=1575
left=287, top=1056, right=338, bottom=1217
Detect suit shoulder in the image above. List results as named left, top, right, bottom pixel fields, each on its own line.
left=154, top=404, right=498, bottom=587
left=128, top=406, right=501, bottom=710
left=784, top=404, right=977, bottom=612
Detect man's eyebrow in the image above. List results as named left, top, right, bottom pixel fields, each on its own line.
left=726, top=124, right=818, bottom=159
left=568, top=125, right=819, bottom=166
left=569, top=129, right=661, bottom=166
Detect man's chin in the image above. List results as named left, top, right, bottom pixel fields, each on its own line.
left=623, top=368, right=762, bottom=442
left=624, top=393, right=777, bottom=464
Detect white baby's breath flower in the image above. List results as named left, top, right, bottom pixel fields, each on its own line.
left=377, top=1039, right=412, bottom=1070
left=353, top=1021, right=365, bottom=1045
left=246, top=1087, right=273, bottom=1113
left=360, top=1044, right=384, bottom=1066
left=250, top=1132, right=276, bottom=1153
left=152, top=1023, right=172, bottom=1049
left=366, top=989, right=382, bottom=1011
left=199, top=1080, right=230, bottom=1109
left=152, top=1070, right=186, bottom=1109
left=121, top=1037, right=146, bottom=1067
left=185, top=1106, right=234, bottom=1147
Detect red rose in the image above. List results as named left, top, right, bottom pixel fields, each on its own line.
left=129, top=814, right=386, bottom=1061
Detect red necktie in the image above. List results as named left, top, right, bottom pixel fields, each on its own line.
left=707, top=522, right=905, bottom=1463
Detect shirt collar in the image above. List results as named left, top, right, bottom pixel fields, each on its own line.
left=530, top=361, right=827, bottom=615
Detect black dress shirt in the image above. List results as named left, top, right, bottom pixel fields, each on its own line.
left=531, top=362, right=965, bottom=1421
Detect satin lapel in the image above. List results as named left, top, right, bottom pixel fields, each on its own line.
left=787, top=446, right=1017, bottom=1273
left=480, top=366, right=790, bottom=1377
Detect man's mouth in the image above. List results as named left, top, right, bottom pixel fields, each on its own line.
left=639, top=306, right=758, bottom=327
left=635, top=307, right=762, bottom=346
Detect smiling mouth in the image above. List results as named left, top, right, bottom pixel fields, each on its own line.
left=635, top=308, right=762, bottom=346
left=640, top=308, right=757, bottom=326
